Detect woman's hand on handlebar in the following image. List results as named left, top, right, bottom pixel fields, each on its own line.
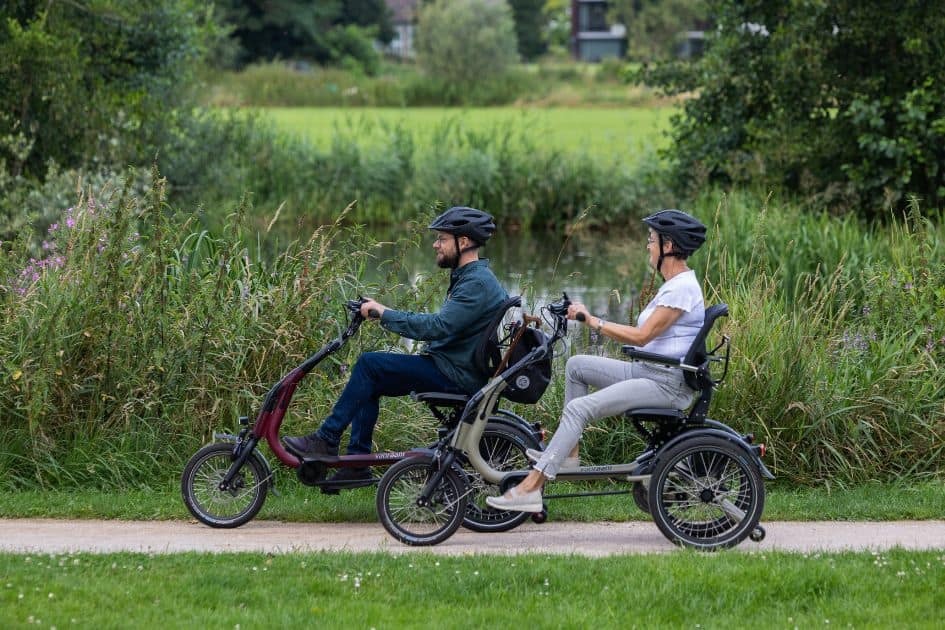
left=567, top=302, right=591, bottom=323
left=360, top=298, right=386, bottom=320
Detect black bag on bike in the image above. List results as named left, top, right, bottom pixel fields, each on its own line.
left=501, top=325, right=552, bottom=404
left=474, top=296, right=552, bottom=404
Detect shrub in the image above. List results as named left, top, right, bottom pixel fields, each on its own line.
left=641, top=0, right=945, bottom=217
left=416, top=0, right=520, bottom=94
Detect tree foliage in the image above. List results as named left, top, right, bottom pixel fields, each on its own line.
left=0, top=0, right=212, bottom=181
left=643, top=0, right=945, bottom=216
left=611, top=0, right=709, bottom=62
left=416, top=0, right=519, bottom=87
left=508, top=0, right=548, bottom=61
left=215, top=0, right=392, bottom=73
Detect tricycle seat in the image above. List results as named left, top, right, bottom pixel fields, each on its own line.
left=411, top=392, right=469, bottom=407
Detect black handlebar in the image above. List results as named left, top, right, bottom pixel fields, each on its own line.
left=576, top=313, right=586, bottom=322
left=346, top=298, right=366, bottom=314
left=546, top=292, right=571, bottom=317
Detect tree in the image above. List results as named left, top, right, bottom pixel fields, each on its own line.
left=611, top=0, right=709, bottom=62
left=543, top=0, right=571, bottom=52
left=508, top=0, right=548, bottom=60
left=215, top=0, right=392, bottom=72
left=642, top=0, right=945, bottom=216
left=0, top=0, right=212, bottom=181
left=416, top=0, right=519, bottom=88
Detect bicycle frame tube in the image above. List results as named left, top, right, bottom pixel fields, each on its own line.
left=450, top=377, right=508, bottom=484
left=452, top=295, right=570, bottom=484
left=251, top=336, right=348, bottom=468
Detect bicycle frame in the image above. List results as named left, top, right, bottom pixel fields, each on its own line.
left=221, top=298, right=542, bottom=490
left=377, top=293, right=773, bottom=549
left=434, top=294, right=771, bottom=495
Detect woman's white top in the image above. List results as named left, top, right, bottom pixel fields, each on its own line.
left=637, top=270, right=705, bottom=360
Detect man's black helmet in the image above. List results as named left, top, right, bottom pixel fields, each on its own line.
left=643, top=209, right=707, bottom=255
left=428, top=206, right=496, bottom=245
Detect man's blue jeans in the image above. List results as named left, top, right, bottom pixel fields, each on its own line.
left=315, top=352, right=465, bottom=455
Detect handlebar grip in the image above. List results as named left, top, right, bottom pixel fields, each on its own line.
left=576, top=313, right=586, bottom=322
left=368, top=309, right=380, bottom=319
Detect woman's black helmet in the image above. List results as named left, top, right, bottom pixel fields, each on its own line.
left=643, top=209, right=707, bottom=256
left=428, top=206, right=496, bottom=246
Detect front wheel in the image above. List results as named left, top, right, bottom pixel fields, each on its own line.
left=376, top=455, right=468, bottom=546
left=462, top=422, right=539, bottom=533
left=182, top=442, right=270, bottom=528
left=648, top=435, right=765, bottom=550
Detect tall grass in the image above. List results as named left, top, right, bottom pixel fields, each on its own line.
left=1, top=177, right=943, bottom=489
left=0, top=171, right=447, bottom=488
left=168, top=109, right=672, bottom=236
left=568, top=191, right=945, bottom=485
left=200, top=60, right=668, bottom=108
left=703, top=194, right=945, bottom=485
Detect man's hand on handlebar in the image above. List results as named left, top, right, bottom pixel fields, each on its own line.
left=360, top=298, right=386, bottom=320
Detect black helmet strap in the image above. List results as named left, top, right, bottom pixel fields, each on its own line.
left=655, top=234, right=687, bottom=272
left=448, top=234, right=481, bottom=269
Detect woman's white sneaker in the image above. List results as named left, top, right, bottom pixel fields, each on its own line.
left=485, top=486, right=543, bottom=513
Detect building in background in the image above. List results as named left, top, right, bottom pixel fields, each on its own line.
left=571, top=0, right=626, bottom=61
left=385, top=0, right=418, bottom=58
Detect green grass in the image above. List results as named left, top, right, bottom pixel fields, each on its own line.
left=1, top=480, right=942, bottom=522
left=261, top=106, right=675, bottom=160
left=2, top=550, right=943, bottom=628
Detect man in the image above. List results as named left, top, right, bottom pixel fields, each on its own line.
left=283, top=206, right=508, bottom=487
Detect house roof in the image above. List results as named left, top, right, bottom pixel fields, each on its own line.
left=386, top=0, right=418, bottom=23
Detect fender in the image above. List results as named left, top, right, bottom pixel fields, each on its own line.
left=658, top=427, right=775, bottom=480
left=488, top=410, right=544, bottom=447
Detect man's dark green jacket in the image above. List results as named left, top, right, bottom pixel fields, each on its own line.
left=379, top=259, right=508, bottom=393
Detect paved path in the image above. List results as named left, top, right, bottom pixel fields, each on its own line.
left=2, top=519, right=945, bottom=556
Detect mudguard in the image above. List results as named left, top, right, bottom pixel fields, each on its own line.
left=657, top=427, right=775, bottom=480
left=489, top=410, right=544, bottom=447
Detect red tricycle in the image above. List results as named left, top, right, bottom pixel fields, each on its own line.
left=181, top=296, right=545, bottom=533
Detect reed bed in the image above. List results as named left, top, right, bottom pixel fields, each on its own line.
left=1, top=177, right=942, bottom=489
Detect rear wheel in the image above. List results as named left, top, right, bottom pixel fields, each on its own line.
left=376, top=455, right=468, bottom=546
left=648, top=436, right=764, bottom=550
left=181, top=442, right=270, bottom=528
left=462, top=421, right=538, bottom=533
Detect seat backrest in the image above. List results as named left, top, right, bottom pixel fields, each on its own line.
left=681, top=303, right=729, bottom=390
left=473, top=295, right=523, bottom=379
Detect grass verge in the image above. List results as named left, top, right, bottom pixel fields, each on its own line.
left=2, top=550, right=944, bottom=628
left=1, top=480, right=942, bottom=522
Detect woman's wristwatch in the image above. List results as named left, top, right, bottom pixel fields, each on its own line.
left=596, top=317, right=607, bottom=333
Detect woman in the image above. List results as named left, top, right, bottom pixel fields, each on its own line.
left=486, top=209, right=708, bottom=513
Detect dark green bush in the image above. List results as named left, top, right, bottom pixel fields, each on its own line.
left=642, top=0, right=945, bottom=217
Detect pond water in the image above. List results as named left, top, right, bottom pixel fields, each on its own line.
left=365, top=227, right=654, bottom=326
